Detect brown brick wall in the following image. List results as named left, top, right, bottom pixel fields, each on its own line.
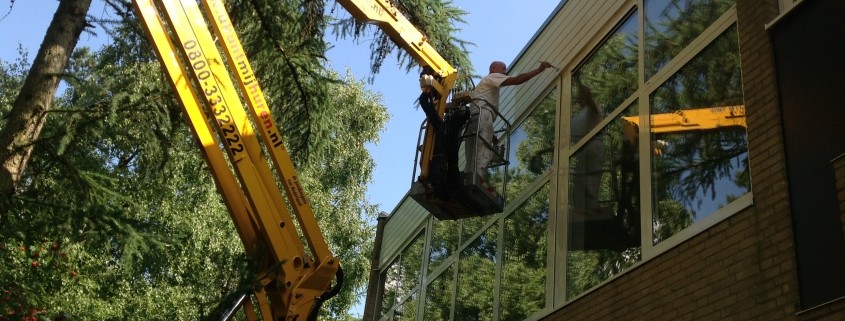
left=542, top=0, right=803, bottom=320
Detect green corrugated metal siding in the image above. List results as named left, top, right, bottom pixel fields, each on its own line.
left=379, top=197, right=429, bottom=268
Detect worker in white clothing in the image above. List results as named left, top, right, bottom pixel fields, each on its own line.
left=465, top=60, right=553, bottom=178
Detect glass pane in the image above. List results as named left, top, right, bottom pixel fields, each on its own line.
left=429, top=219, right=460, bottom=274
left=566, top=103, right=642, bottom=298
left=424, top=265, right=455, bottom=321
left=396, top=292, right=418, bottom=321
left=570, top=12, right=638, bottom=147
left=399, top=233, right=425, bottom=297
left=380, top=261, right=400, bottom=318
left=455, top=224, right=497, bottom=321
left=460, top=216, right=487, bottom=243
left=645, top=0, right=736, bottom=79
left=650, top=25, right=747, bottom=244
left=490, top=88, right=558, bottom=203
left=500, top=183, right=549, bottom=321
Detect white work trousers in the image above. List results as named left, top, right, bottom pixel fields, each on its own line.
left=464, top=106, right=495, bottom=176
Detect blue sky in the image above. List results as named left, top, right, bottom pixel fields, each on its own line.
left=0, top=0, right=562, bottom=216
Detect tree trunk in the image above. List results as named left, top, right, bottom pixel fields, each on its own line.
left=0, top=0, right=92, bottom=199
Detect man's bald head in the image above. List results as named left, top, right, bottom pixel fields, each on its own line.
left=489, top=61, right=507, bottom=74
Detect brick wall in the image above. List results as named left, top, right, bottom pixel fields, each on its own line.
left=542, top=0, right=803, bottom=319
left=546, top=211, right=795, bottom=321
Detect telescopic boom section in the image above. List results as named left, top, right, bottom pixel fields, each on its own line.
left=337, top=0, right=458, bottom=180
left=621, top=105, right=747, bottom=154
left=133, top=0, right=339, bottom=320
left=135, top=0, right=463, bottom=318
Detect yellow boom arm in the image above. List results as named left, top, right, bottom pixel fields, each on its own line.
left=623, top=105, right=747, bottom=133
left=134, top=0, right=462, bottom=318
left=134, top=0, right=338, bottom=320
left=622, top=105, right=747, bottom=154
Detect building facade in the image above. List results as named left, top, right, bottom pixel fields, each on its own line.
left=365, top=0, right=845, bottom=320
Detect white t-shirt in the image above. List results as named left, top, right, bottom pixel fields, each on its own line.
left=472, top=73, right=509, bottom=113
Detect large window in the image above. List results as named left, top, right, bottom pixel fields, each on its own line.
left=424, top=265, right=455, bottom=321
left=564, top=0, right=748, bottom=300
left=491, top=89, right=558, bottom=203
left=772, top=0, right=845, bottom=307
left=569, top=12, right=637, bottom=137
left=566, top=10, right=642, bottom=299
left=455, top=224, right=497, bottom=320
left=500, top=183, right=549, bottom=320
left=650, top=25, right=746, bottom=244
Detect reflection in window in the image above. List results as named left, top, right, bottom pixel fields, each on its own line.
left=429, top=219, right=460, bottom=274
left=424, top=265, right=455, bottom=321
left=380, top=232, right=425, bottom=319
left=395, top=293, right=418, bottom=321
left=455, top=224, right=497, bottom=321
left=399, top=233, right=425, bottom=296
left=566, top=10, right=642, bottom=300
left=500, top=184, right=549, bottom=320
left=644, top=0, right=736, bottom=79
left=460, top=216, right=487, bottom=247
left=570, top=11, right=637, bottom=142
left=650, top=25, right=747, bottom=244
left=490, top=88, right=558, bottom=203
left=567, top=103, right=642, bottom=298
left=380, top=261, right=400, bottom=319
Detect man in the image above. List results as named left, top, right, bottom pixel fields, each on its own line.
left=465, top=60, right=553, bottom=177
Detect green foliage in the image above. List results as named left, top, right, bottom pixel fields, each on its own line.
left=499, top=185, right=548, bottom=320
left=298, top=70, right=387, bottom=318
left=226, top=0, right=337, bottom=165
left=0, top=47, right=28, bottom=122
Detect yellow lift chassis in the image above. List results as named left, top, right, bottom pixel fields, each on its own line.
left=133, top=0, right=339, bottom=320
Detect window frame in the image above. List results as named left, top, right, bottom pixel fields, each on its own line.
left=554, top=3, right=753, bottom=308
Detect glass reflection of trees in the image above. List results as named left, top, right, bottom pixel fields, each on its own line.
left=380, top=260, right=401, bottom=319
left=567, top=103, right=643, bottom=297
left=650, top=25, right=747, bottom=244
left=424, top=186, right=551, bottom=320
left=645, top=0, right=737, bottom=80
left=455, top=224, right=497, bottom=321
left=426, top=168, right=552, bottom=320
left=500, top=184, right=549, bottom=321
left=379, top=232, right=425, bottom=320
left=489, top=90, right=558, bottom=203
left=424, top=265, right=455, bottom=321
left=566, top=10, right=641, bottom=299
left=569, top=14, right=637, bottom=132
left=565, top=0, right=749, bottom=299
left=428, top=218, right=460, bottom=274
left=395, top=293, right=419, bottom=321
